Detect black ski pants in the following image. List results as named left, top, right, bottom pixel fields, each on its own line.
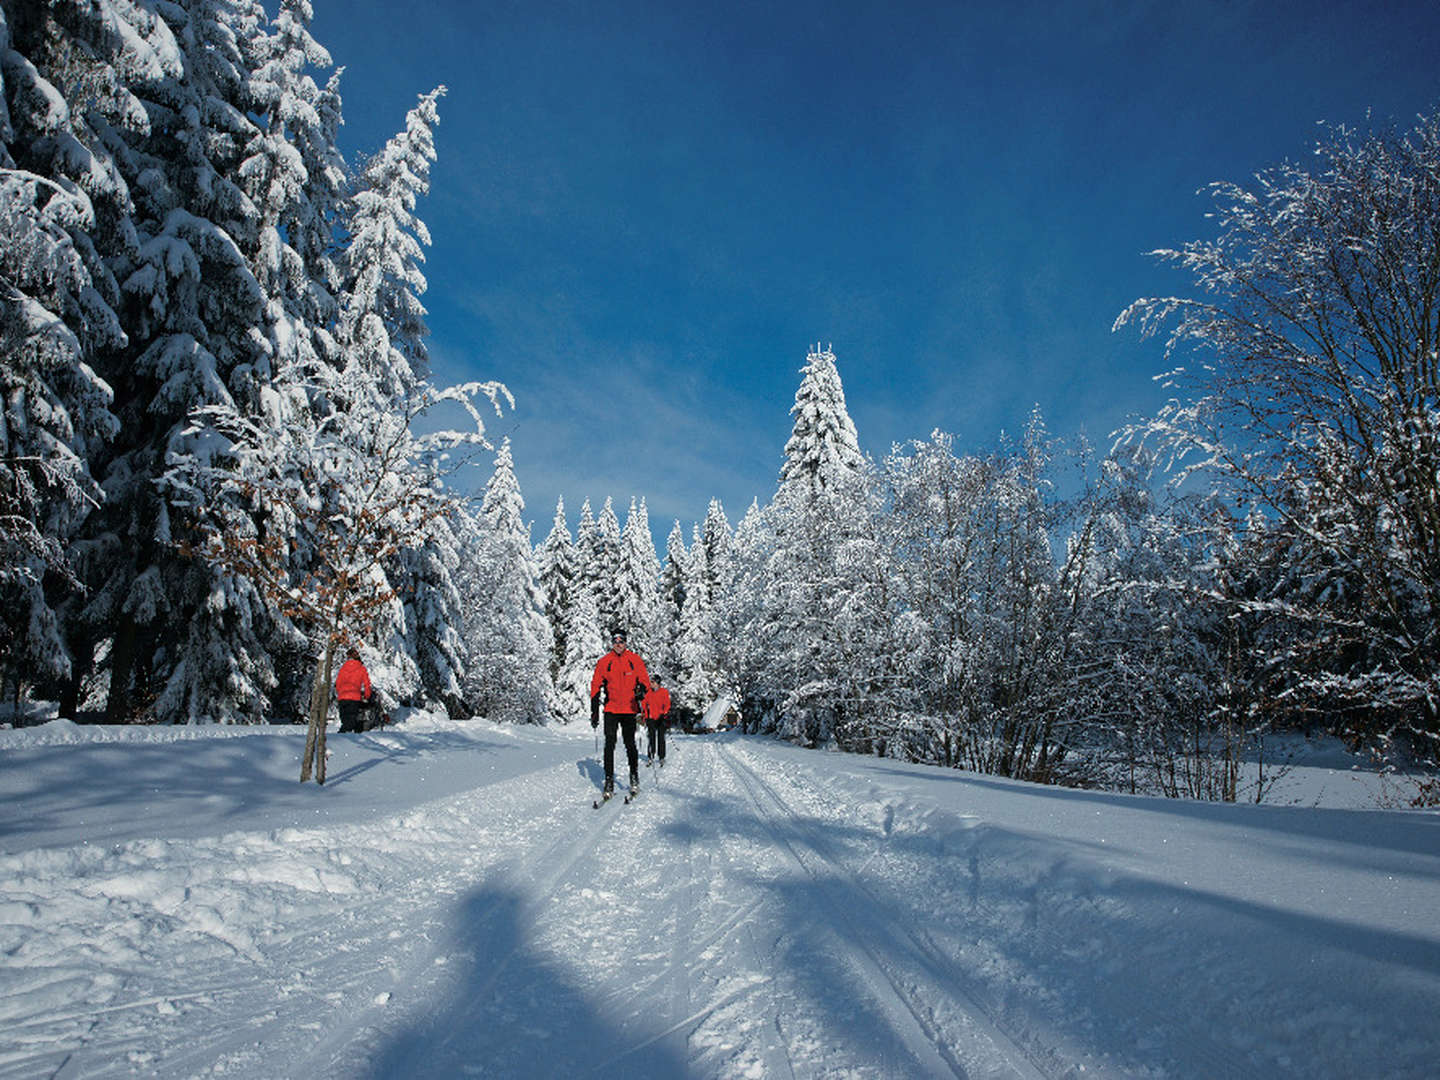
left=603, top=712, right=640, bottom=788
left=337, top=699, right=366, bottom=733
left=646, top=717, right=669, bottom=762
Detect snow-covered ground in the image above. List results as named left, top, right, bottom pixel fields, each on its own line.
left=2, top=714, right=1437, bottom=1078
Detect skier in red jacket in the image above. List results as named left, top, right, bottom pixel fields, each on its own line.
left=642, top=674, right=673, bottom=766
left=590, top=631, right=650, bottom=799
left=334, top=648, right=373, bottom=733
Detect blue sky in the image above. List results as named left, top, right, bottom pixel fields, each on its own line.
left=310, top=0, right=1439, bottom=542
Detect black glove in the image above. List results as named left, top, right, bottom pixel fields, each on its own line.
left=590, top=696, right=600, bottom=727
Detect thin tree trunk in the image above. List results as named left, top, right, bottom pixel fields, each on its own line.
left=300, top=641, right=337, bottom=783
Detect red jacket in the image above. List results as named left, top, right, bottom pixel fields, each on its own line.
left=642, top=686, right=671, bottom=722
left=590, top=648, right=650, bottom=715
left=335, top=658, right=372, bottom=702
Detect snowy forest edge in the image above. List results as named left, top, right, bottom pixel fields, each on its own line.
left=3, top=2, right=1440, bottom=804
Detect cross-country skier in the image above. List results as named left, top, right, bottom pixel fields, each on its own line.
left=334, top=648, right=373, bottom=733
left=643, top=674, right=673, bottom=766
left=591, top=631, right=650, bottom=799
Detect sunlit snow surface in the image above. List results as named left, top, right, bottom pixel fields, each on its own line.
left=1, top=713, right=1437, bottom=1078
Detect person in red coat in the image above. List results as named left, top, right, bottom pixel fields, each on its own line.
left=590, top=631, right=650, bottom=797
left=643, top=675, right=673, bottom=766
left=334, top=647, right=373, bottom=733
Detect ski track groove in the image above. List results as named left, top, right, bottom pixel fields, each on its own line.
left=694, top=743, right=798, bottom=1080
left=744, top=745, right=1269, bottom=1080
left=719, top=740, right=1054, bottom=1080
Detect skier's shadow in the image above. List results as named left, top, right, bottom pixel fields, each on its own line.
left=362, top=884, right=689, bottom=1078
left=577, top=757, right=607, bottom=792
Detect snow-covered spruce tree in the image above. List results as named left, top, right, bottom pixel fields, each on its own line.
left=573, top=496, right=599, bottom=606
left=396, top=505, right=466, bottom=715
left=651, top=518, right=686, bottom=695
left=338, top=85, right=460, bottom=712
left=0, top=0, right=294, bottom=724
left=617, top=496, right=661, bottom=658
left=337, top=85, right=444, bottom=398
left=536, top=496, right=575, bottom=683
left=711, top=497, right=771, bottom=727
left=102, top=0, right=296, bottom=726
left=675, top=522, right=720, bottom=720
left=751, top=344, right=895, bottom=748
left=593, top=496, right=623, bottom=633
left=461, top=438, right=554, bottom=724
left=1117, top=108, right=1440, bottom=766
left=555, top=577, right=604, bottom=720
left=700, top=497, right=731, bottom=604
left=0, top=4, right=123, bottom=699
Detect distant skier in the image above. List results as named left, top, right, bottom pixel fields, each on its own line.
left=643, top=674, right=673, bottom=766
left=591, top=631, right=650, bottom=798
left=334, top=648, right=373, bottom=733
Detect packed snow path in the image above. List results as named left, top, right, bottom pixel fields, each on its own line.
left=2, top=721, right=1438, bottom=1078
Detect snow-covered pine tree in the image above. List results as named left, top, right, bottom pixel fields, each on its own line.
left=338, top=85, right=445, bottom=398
left=675, top=523, right=719, bottom=719
left=755, top=344, right=875, bottom=745
left=339, top=85, right=456, bottom=711
left=700, top=497, right=731, bottom=606
left=555, top=578, right=604, bottom=720
left=779, top=344, right=863, bottom=496
left=0, top=0, right=291, bottom=724
left=652, top=519, right=686, bottom=687
left=102, top=0, right=294, bottom=726
left=462, top=438, right=554, bottom=725
left=536, top=497, right=575, bottom=683
left=617, top=496, right=661, bottom=657
left=594, top=496, right=623, bottom=634
left=712, top=497, right=770, bottom=727
left=0, top=3, right=122, bottom=697
left=397, top=506, right=466, bottom=716
left=573, top=496, right=599, bottom=608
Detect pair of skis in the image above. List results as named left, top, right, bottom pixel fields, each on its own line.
left=592, top=784, right=640, bottom=809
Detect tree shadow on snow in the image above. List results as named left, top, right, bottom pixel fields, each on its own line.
left=360, top=883, right=689, bottom=1079
left=859, top=765, right=1440, bottom=863
left=0, top=728, right=515, bottom=850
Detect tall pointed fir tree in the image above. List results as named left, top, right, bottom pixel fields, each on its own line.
left=338, top=85, right=461, bottom=710
left=462, top=439, right=554, bottom=724
left=676, top=523, right=720, bottom=717
left=617, top=496, right=661, bottom=657
left=756, top=344, right=884, bottom=746
left=574, top=496, right=599, bottom=608
left=700, top=498, right=732, bottom=607
left=112, top=0, right=293, bottom=725
left=536, top=497, right=575, bottom=683
left=556, top=577, right=604, bottom=720
left=0, top=2, right=122, bottom=699
left=713, top=498, right=771, bottom=725
left=594, top=496, right=623, bottom=634
left=653, top=519, right=687, bottom=686
left=1, top=0, right=292, bottom=723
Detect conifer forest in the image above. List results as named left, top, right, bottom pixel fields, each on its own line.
left=4, top=1, right=1440, bottom=799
